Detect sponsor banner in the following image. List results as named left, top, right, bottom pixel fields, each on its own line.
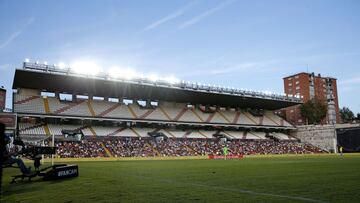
left=44, top=164, right=79, bottom=180
left=208, top=155, right=244, bottom=159
left=0, top=113, right=16, bottom=129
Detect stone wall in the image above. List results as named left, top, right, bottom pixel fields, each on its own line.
left=292, top=125, right=337, bottom=153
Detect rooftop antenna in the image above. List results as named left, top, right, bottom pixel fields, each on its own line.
left=306, top=63, right=309, bottom=73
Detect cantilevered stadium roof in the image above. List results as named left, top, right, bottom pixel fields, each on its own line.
left=13, top=64, right=302, bottom=110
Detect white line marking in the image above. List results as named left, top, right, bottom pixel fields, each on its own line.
left=131, top=175, right=330, bottom=203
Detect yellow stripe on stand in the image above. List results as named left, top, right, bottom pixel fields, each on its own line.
left=264, top=113, right=280, bottom=126
left=242, top=111, right=259, bottom=125
left=191, top=109, right=204, bottom=122
left=217, top=111, right=231, bottom=123
left=43, top=124, right=51, bottom=136
left=87, top=100, right=96, bottom=116
left=43, top=98, right=51, bottom=114
left=127, top=105, right=138, bottom=118
left=130, top=128, right=141, bottom=137
left=159, top=106, right=172, bottom=121
left=89, top=126, right=97, bottom=136
left=164, top=129, right=176, bottom=138
left=100, top=142, right=113, bottom=157
left=198, top=131, right=209, bottom=138
left=146, top=143, right=160, bottom=156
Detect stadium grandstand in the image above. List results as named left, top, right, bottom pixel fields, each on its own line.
left=12, top=61, right=325, bottom=158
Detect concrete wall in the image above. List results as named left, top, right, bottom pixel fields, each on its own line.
left=291, top=125, right=337, bottom=153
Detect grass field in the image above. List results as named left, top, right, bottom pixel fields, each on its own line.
left=2, top=154, right=360, bottom=203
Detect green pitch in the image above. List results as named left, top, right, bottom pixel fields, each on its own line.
left=2, top=154, right=360, bottom=203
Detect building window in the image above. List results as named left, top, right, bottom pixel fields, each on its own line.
left=295, top=75, right=299, bottom=79
left=288, top=78, right=292, bottom=81
left=288, top=83, right=292, bottom=86
left=295, top=81, right=299, bottom=84
left=295, top=86, right=300, bottom=90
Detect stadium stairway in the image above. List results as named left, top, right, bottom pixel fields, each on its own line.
left=264, top=113, right=280, bottom=126
left=158, top=106, right=172, bottom=120
left=163, top=129, right=176, bottom=138
left=191, top=109, right=204, bottom=122
left=217, top=111, right=231, bottom=123
left=148, top=143, right=160, bottom=156
left=242, top=111, right=259, bottom=125
left=43, top=124, right=51, bottom=136
left=130, top=128, right=141, bottom=137
left=100, top=142, right=113, bottom=157
left=87, top=100, right=96, bottom=116
left=87, top=126, right=113, bottom=157
left=127, top=105, right=138, bottom=119
left=43, top=97, right=51, bottom=114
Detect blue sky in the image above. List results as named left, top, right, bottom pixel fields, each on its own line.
left=0, top=0, right=359, bottom=113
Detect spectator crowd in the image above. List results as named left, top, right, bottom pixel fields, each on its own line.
left=54, top=137, right=324, bottom=158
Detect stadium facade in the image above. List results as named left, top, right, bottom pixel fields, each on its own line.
left=6, top=61, right=329, bottom=157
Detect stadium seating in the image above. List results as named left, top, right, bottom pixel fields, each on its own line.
left=13, top=94, right=293, bottom=127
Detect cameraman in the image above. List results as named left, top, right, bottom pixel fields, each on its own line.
left=2, top=134, right=31, bottom=175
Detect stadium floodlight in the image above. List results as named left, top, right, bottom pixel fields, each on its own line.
left=148, top=74, right=159, bottom=82
left=164, top=76, right=180, bottom=84
left=108, top=68, right=122, bottom=79
left=44, top=61, right=48, bottom=65
left=108, top=67, right=137, bottom=80
left=24, top=58, right=30, bottom=63
left=58, top=62, right=66, bottom=69
left=71, top=61, right=102, bottom=76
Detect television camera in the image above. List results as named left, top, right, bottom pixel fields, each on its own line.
left=2, top=135, right=78, bottom=183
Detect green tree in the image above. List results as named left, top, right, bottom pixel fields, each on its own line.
left=300, top=99, right=327, bottom=124
left=357, top=113, right=360, bottom=120
left=340, top=107, right=354, bottom=123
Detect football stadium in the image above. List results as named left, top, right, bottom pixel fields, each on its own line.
left=1, top=1, right=360, bottom=202
left=1, top=61, right=360, bottom=202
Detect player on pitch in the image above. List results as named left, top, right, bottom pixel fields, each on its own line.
left=223, top=145, right=229, bottom=160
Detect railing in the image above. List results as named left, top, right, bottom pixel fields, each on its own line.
left=22, top=61, right=302, bottom=103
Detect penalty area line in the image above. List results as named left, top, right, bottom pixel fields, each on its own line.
left=130, top=174, right=329, bottom=203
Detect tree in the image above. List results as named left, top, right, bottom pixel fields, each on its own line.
left=300, top=99, right=327, bottom=124
left=340, top=107, right=354, bottom=123
left=357, top=113, right=360, bottom=120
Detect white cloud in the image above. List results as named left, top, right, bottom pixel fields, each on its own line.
left=0, top=17, right=35, bottom=49
left=339, top=76, right=360, bottom=85
left=0, top=64, right=11, bottom=71
left=210, top=63, right=256, bottom=74
left=178, top=0, right=236, bottom=29
left=144, top=1, right=198, bottom=31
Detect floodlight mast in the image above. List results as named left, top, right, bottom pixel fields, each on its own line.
left=21, top=60, right=302, bottom=103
